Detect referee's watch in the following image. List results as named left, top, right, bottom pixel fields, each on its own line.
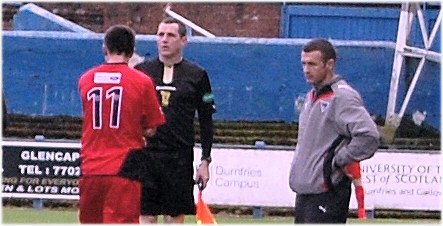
left=201, top=156, right=212, bottom=164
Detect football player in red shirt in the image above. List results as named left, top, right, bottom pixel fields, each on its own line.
left=78, top=25, right=165, bottom=223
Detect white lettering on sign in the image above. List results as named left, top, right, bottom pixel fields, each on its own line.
left=192, top=148, right=441, bottom=211
left=21, top=150, right=80, bottom=162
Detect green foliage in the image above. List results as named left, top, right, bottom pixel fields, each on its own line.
left=2, top=207, right=440, bottom=224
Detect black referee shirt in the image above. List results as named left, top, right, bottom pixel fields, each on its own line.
left=134, top=57, right=216, bottom=158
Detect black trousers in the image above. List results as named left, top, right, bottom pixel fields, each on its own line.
left=294, top=177, right=351, bottom=224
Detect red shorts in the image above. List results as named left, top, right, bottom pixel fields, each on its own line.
left=79, top=175, right=141, bottom=223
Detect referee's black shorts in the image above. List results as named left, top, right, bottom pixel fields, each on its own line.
left=139, top=148, right=196, bottom=217
left=294, top=177, right=352, bottom=223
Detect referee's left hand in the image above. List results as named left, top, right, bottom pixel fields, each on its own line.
left=195, top=161, right=210, bottom=190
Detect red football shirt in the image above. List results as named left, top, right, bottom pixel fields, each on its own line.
left=78, top=63, right=165, bottom=175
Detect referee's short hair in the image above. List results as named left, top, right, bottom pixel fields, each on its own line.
left=161, top=17, right=187, bottom=37
left=104, top=25, right=136, bottom=56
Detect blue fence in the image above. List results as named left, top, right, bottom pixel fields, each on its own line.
left=281, top=4, right=441, bottom=51
left=2, top=3, right=440, bottom=130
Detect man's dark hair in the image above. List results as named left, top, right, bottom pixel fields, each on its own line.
left=104, top=25, right=135, bottom=56
left=302, top=39, right=336, bottom=63
left=161, top=17, right=187, bottom=37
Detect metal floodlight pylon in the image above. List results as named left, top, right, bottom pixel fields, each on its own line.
left=382, top=2, right=442, bottom=144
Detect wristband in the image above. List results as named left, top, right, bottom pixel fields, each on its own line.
left=201, top=156, right=212, bottom=164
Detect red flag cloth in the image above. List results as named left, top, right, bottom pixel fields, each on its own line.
left=345, top=162, right=361, bottom=179
left=346, top=162, right=366, bottom=220
left=355, top=185, right=366, bottom=219
left=196, top=191, right=217, bottom=224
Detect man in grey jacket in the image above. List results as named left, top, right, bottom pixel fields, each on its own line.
left=289, top=39, right=380, bottom=223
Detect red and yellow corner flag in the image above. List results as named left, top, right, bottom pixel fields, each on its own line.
left=196, top=190, right=217, bottom=224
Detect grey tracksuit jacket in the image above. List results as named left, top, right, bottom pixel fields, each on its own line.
left=289, top=76, right=380, bottom=194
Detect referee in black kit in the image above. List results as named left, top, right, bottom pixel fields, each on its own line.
left=134, top=17, right=216, bottom=224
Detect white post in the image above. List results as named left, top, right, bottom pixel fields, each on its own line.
left=383, top=3, right=441, bottom=143
left=164, top=5, right=216, bottom=38
left=385, top=3, right=412, bottom=128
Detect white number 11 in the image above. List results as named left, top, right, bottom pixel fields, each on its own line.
left=86, top=86, right=123, bottom=129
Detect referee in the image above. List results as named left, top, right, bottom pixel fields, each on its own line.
left=134, top=17, right=216, bottom=224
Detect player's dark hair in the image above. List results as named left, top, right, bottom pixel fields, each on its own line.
left=302, top=39, right=337, bottom=63
left=104, top=25, right=135, bottom=56
left=161, top=17, right=187, bottom=37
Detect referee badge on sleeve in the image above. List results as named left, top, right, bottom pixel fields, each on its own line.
left=202, top=93, right=214, bottom=103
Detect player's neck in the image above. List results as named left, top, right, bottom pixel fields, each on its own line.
left=159, top=55, right=183, bottom=67
left=106, top=54, right=130, bottom=64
